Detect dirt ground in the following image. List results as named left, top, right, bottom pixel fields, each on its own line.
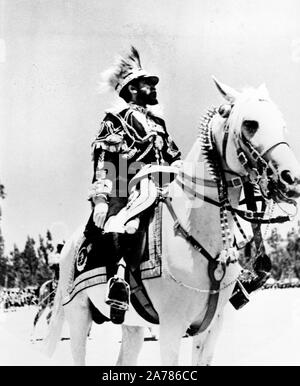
left=1, top=288, right=300, bottom=366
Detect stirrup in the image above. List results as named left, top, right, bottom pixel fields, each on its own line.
left=106, top=299, right=129, bottom=311
left=105, top=276, right=130, bottom=311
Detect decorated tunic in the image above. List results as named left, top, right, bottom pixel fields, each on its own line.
left=87, top=103, right=181, bottom=221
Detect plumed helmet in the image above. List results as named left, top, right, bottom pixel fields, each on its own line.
left=100, top=46, right=159, bottom=95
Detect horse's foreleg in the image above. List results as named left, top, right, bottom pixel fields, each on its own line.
left=33, top=307, right=43, bottom=328
left=159, top=318, right=187, bottom=366
left=65, top=293, right=92, bottom=366
left=30, top=306, right=46, bottom=342
left=116, top=325, right=144, bottom=366
left=192, top=312, right=224, bottom=366
left=46, top=309, right=53, bottom=324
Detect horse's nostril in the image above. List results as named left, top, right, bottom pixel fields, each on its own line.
left=280, top=170, right=295, bottom=185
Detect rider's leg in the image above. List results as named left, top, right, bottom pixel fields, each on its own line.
left=105, top=233, right=130, bottom=324
left=105, top=228, right=146, bottom=323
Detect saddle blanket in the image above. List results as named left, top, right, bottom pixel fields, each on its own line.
left=63, top=203, right=163, bottom=307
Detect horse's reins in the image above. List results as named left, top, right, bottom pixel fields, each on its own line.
left=175, top=179, right=289, bottom=224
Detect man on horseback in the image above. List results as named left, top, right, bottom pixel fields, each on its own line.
left=83, top=46, right=181, bottom=323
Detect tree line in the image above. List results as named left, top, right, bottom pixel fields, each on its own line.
left=0, top=231, right=55, bottom=288
left=0, top=182, right=55, bottom=288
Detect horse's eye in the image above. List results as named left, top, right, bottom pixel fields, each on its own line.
left=242, top=120, right=259, bottom=136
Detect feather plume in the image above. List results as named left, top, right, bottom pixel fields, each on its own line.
left=97, top=46, right=144, bottom=94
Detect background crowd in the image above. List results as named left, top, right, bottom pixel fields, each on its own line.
left=0, top=287, right=38, bottom=310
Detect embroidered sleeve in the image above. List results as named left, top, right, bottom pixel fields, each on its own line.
left=91, top=118, right=125, bottom=155
left=88, top=116, right=125, bottom=204
left=165, top=133, right=182, bottom=162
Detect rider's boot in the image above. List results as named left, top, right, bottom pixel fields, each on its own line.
left=230, top=253, right=272, bottom=310
left=105, top=232, right=130, bottom=324
left=106, top=268, right=130, bottom=324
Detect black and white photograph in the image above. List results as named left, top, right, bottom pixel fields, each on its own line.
left=1, top=0, right=300, bottom=368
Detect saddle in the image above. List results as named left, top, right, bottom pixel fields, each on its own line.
left=121, top=163, right=179, bottom=229
left=74, top=204, right=161, bottom=325
left=67, top=165, right=179, bottom=323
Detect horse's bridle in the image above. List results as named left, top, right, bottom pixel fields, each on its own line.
left=219, top=103, right=292, bottom=204
left=174, top=102, right=294, bottom=260
left=177, top=105, right=292, bottom=224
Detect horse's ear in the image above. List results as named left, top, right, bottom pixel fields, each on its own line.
left=212, top=76, right=240, bottom=103
left=257, top=83, right=270, bottom=100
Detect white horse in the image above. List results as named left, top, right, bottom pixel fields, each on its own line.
left=44, top=78, right=300, bottom=366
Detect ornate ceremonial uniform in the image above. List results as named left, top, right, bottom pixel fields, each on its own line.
left=77, top=46, right=182, bottom=323
left=85, top=103, right=181, bottom=235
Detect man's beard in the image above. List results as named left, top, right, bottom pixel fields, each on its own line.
left=146, top=92, right=158, bottom=105
left=137, top=89, right=158, bottom=106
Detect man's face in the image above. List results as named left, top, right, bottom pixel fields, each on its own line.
left=136, top=78, right=158, bottom=105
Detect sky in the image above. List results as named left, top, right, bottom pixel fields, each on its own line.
left=1, top=0, right=300, bottom=251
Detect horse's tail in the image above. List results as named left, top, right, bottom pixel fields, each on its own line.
left=43, top=284, right=64, bottom=357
